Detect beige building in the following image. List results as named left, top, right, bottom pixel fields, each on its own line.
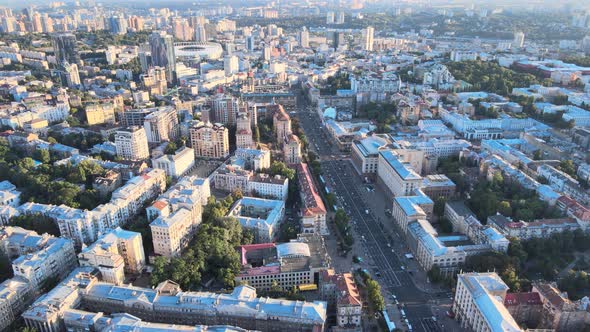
left=283, top=134, right=302, bottom=164
left=320, top=269, right=362, bottom=330
left=115, top=126, right=150, bottom=161
left=189, top=121, right=229, bottom=159
left=273, top=106, right=292, bottom=144
left=152, top=146, right=195, bottom=178
left=143, top=106, right=179, bottom=143
left=236, top=112, right=254, bottom=149
left=78, top=227, right=145, bottom=285
left=453, top=272, right=522, bottom=332
left=85, top=103, right=116, bottom=125
left=149, top=176, right=210, bottom=258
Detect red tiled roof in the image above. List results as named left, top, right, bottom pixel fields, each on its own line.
left=296, top=163, right=326, bottom=216
left=504, top=292, right=542, bottom=306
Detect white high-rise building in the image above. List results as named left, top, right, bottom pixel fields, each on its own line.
left=143, top=106, right=179, bottom=143
left=513, top=31, right=525, bottom=48
left=326, top=11, right=335, bottom=24
left=363, top=26, right=374, bottom=51
left=115, top=126, right=150, bottom=161
left=263, top=46, right=271, bottom=61
left=195, top=24, right=207, bottom=42
left=299, top=28, right=310, bottom=48
left=224, top=55, right=239, bottom=76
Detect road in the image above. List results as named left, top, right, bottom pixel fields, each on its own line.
left=294, top=96, right=456, bottom=332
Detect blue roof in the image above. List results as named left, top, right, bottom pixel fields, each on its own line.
left=379, top=150, right=421, bottom=180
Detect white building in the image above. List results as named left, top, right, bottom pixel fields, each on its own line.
left=453, top=272, right=522, bottom=332
left=149, top=176, right=210, bottom=258
left=115, top=126, right=150, bottom=161
left=0, top=181, right=20, bottom=207
left=377, top=150, right=422, bottom=197
left=152, top=146, right=195, bottom=178
left=12, top=237, right=77, bottom=291
left=362, top=26, right=374, bottom=51
left=227, top=197, right=285, bottom=243
left=234, top=148, right=271, bottom=171
left=248, top=174, right=289, bottom=201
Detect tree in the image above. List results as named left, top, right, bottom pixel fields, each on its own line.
left=498, top=201, right=512, bottom=216
left=558, top=160, right=576, bottom=178
left=433, top=197, right=446, bottom=218
left=32, top=149, right=50, bottom=164
left=366, top=278, right=385, bottom=311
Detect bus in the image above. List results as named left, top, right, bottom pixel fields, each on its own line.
left=382, top=310, right=396, bottom=331
left=298, top=284, right=318, bottom=292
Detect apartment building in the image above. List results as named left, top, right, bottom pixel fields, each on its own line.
left=0, top=180, right=20, bottom=208
left=421, top=174, right=456, bottom=200
left=452, top=272, right=522, bottom=332
left=235, top=234, right=331, bottom=290
left=234, top=148, right=271, bottom=171
left=149, top=176, right=210, bottom=258
left=189, top=121, right=229, bottom=159
left=152, top=146, right=195, bottom=178
left=283, top=134, right=302, bottom=164
left=115, top=126, right=150, bottom=161
left=488, top=214, right=581, bottom=240
left=319, top=269, right=362, bottom=330
left=23, top=268, right=327, bottom=332
left=227, top=197, right=285, bottom=243
left=84, top=103, right=116, bottom=125
left=18, top=169, right=166, bottom=247
left=78, top=227, right=145, bottom=284
left=296, top=163, right=328, bottom=235
left=143, top=106, right=179, bottom=143
left=12, top=237, right=77, bottom=291
left=273, top=105, right=292, bottom=143
left=0, top=226, right=51, bottom=259
left=248, top=173, right=289, bottom=201
left=0, top=277, right=33, bottom=331
left=213, top=164, right=252, bottom=193
left=377, top=150, right=422, bottom=197
left=64, top=311, right=250, bottom=332
left=236, top=111, right=254, bottom=149
left=351, top=135, right=391, bottom=178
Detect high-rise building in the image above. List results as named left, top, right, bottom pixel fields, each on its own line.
left=189, top=122, right=229, bottom=159
left=128, top=16, right=144, bottom=31
left=149, top=31, right=176, bottom=83
left=299, top=28, right=309, bottom=48
left=52, top=33, right=80, bottom=66
left=224, top=55, right=239, bottom=76
left=1, top=16, right=16, bottom=33
left=40, top=14, right=53, bottom=33
left=195, top=24, right=207, bottom=42
left=61, top=62, right=80, bottom=87
left=78, top=227, right=146, bottom=285
left=336, top=12, right=345, bottom=24
left=236, top=112, right=254, bottom=149
left=326, top=11, right=335, bottom=24
left=143, top=106, right=179, bottom=143
left=283, top=134, right=302, bottom=164
left=273, top=106, right=292, bottom=144
left=263, top=46, right=271, bottom=61
left=172, top=18, right=193, bottom=41
left=363, top=26, right=374, bottom=51
left=108, top=16, right=128, bottom=35
left=138, top=51, right=152, bottom=73
left=513, top=31, right=525, bottom=48
left=115, top=126, right=150, bottom=161
left=210, top=95, right=252, bottom=126
left=31, top=12, right=42, bottom=33
left=246, top=36, right=255, bottom=52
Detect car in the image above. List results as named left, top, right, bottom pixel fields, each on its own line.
left=401, top=266, right=405, bottom=270
left=387, top=243, right=391, bottom=248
